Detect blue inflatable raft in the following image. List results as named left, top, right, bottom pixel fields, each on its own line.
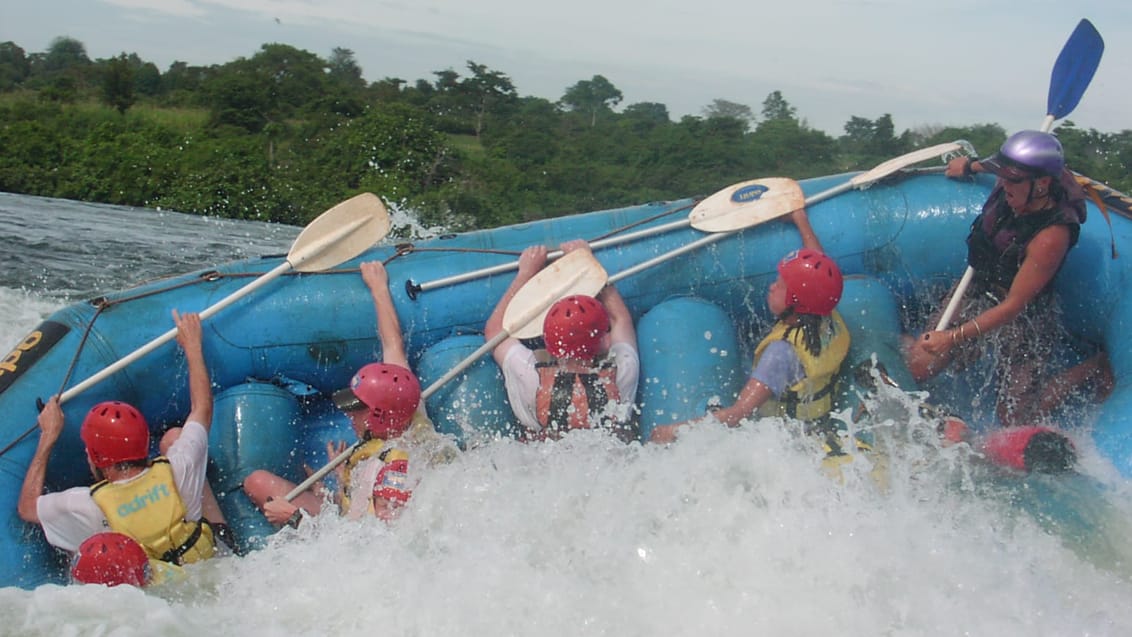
left=1, top=170, right=1129, bottom=588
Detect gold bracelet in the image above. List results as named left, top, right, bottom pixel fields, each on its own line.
left=950, top=330, right=957, bottom=345
left=958, top=324, right=966, bottom=341
left=971, top=319, right=983, bottom=337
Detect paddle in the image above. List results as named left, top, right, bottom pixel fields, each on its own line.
left=0, top=193, right=391, bottom=459
left=935, top=18, right=1104, bottom=331
left=285, top=249, right=609, bottom=500
left=404, top=181, right=808, bottom=298
left=606, top=142, right=965, bottom=283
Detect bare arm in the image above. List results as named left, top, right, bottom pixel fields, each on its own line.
left=920, top=225, right=1070, bottom=356
left=789, top=208, right=825, bottom=254
left=711, top=377, right=775, bottom=428
left=485, top=246, right=548, bottom=365
left=945, top=156, right=984, bottom=179
left=649, top=377, right=774, bottom=444
left=17, top=396, right=65, bottom=524
left=174, top=310, right=212, bottom=432
left=361, top=261, right=409, bottom=369
left=597, top=283, right=635, bottom=347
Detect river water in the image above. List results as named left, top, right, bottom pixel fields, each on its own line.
left=1, top=192, right=1131, bottom=636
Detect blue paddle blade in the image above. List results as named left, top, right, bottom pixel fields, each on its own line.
left=1047, top=18, right=1104, bottom=120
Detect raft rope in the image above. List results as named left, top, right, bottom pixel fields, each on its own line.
left=380, top=201, right=695, bottom=263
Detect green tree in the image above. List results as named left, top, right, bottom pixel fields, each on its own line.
left=42, top=36, right=90, bottom=73
left=462, top=61, right=517, bottom=139
left=560, top=75, right=623, bottom=127
left=328, top=47, right=365, bottom=90
left=0, top=42, right=30, bottom=90
left=760, top=90, right=796, bottom=122
left=133, top=60, right=161, bottom=96
left=702, top=98, right=753, bottom=128
left=101, top=53, right=136, bottom=114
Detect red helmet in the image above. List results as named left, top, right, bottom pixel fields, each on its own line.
left=335, top=363, right=421, bottom=439
left=81, top=401, right=150, bottom=468
left=543, top=295, right=610, bottom=360
left=71, top=532, right=149, bottom=587
left=777, top=249, right=843, bottom=316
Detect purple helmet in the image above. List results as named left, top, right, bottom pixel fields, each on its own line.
left=979, top=130, right=1064, bottom=179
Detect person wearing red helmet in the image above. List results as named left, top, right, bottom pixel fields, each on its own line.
left=243, top=261, right=440, bottom=524
left=651, top=208, right=848, bottom=443
left=905, top=131, right=1112, bottom=426
left=18, top=310, right=230, bottom=567
left=486, top=239, right=639, bottom=441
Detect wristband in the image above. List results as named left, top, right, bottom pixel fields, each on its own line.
left=962, top=157, right=977, bottom=178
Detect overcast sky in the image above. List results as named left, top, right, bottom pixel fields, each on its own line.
left=3, top=1, right=1129, bottom=143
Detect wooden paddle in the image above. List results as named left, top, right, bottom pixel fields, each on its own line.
left=0, top=194, right=391, bottom=459
left=285, top=249, right=609, bottom=500
left=935, top=18, right=1104, bottom=331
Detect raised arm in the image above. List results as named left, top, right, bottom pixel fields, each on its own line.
left=919, top=225, right=1070, bottom=357
left=485, top=245, right=548, bottom=365
left=361, top=261, right=409, bottom=369
left=788, top=208, right=825, bottom=254
left=597, top=283, right=635, bottom=347
left=174, top=310, right=212, bottom=432
left=17, top=396, right=65, bottom=524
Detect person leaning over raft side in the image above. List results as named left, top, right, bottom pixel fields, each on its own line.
left=903, top=130, right=1114, bottom=427
left=243, top=261, right=445, bottom=526
left=650, top=208, right=848, bottom=443
left=17, top=311, right=234, bottom=567
left=485, top=240, right=640, bottom=442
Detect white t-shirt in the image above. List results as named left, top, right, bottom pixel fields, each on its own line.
left=500, top=341, right=640, bottom=432
left=35, top=420, right=210, bottom=553
left=749, top=340, right=807, bottom=398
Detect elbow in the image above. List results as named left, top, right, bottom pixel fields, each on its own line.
left=17, top=500, right=38, bottom=525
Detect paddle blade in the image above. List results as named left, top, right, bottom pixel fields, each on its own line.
left=690, top=177, right=804, bottom=233
left=849, top=142, right=963, bottom=187
left=288, top=193, right=392, bottom=272
left=1047, top=19, right=1104, bottom=122
left=505, top=250, right=609, bottom=340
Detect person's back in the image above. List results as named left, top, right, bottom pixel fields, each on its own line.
left=485, top=241, right=639, bottom=441
left=17, top=310, right=225, bottom=564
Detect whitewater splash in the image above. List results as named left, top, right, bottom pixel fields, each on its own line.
left=3, top=417, right=1132, bottom=635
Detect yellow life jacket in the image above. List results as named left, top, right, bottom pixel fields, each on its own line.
left=90, top=458, right=215, bottom=565
left=146, top=559, right=187, bottom=587
left=339, top=438, right=411, bottom=516
left=753, top=310, right=850, bottom=421
left=534, top=356, right=621, bottom=438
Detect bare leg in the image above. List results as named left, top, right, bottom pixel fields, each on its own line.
left=997, top=351, right=1115, bottom=427
left=1038, top=351, right=1115, bottom=417
left=242, top=470, right=325, bottom=518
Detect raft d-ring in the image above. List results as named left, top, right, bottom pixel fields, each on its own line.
left=199, top=270, right=222, bottom=282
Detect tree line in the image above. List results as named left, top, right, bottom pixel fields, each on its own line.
left=1, top=36, right=1129, bottom=230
